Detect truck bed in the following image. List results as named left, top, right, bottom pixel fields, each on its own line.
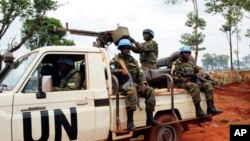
left=109, top=88, right=189, bottom=98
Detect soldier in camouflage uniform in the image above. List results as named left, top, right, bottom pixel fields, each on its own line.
left=55, top=56, right=81, bottom=91
left=129, top=29, right=158, bottom=70
left=110, top=39, right=160, bottom=131
left=172, top=46, right=222, bottom=117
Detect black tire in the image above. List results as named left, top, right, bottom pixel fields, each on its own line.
left=146, top=115, right=183, bottom=141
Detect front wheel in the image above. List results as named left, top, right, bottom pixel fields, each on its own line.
left=146, top=114, right=183, bottom=141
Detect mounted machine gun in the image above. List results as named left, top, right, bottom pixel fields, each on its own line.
left=53, top=23, right=130, bottom=48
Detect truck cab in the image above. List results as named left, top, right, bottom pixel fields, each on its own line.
left=0, top=46, right=112, bottom=141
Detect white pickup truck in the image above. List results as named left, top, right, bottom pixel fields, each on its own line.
left=0, top=46, right=212, bottom=141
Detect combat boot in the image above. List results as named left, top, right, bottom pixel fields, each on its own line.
left=127, top=110, right=135, bottom=131
left=146, top=111, right=161, bottom=126
left=194, top=102, right=207, bottom=117
left=207, top=99, right=223, bottom=115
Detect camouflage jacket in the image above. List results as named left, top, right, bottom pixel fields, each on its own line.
left=132, top=40, right=158, bottom=69
left=172, top=57, right=203, bottom=83
left=110, top=53, right=146, bottom=85
left=58, top=69, right=81, bottom=90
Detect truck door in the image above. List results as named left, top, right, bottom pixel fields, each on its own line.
left=0, top=93, right=14, bottom=140
left=12, top=54, right=96, bottom=141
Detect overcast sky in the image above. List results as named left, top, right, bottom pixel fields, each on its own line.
left=1, top=0, right=249, bottom=65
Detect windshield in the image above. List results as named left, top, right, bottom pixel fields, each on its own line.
left=0, top=52, right=38, bottom=91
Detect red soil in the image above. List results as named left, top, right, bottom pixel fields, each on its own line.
left=183, top=81, right=250, bottom=141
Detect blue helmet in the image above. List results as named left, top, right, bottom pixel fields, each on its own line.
left=118, top=39, right=132, bottom=49
left=143, top=28, right=154, bottom=38
left=179, top=46, right=192, bottom=54
left=57, top=56, right=74, bottom=66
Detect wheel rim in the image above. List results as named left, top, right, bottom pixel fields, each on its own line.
left=158, top=126, right=176, bottom=141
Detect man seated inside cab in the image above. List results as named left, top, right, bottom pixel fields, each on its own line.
left=53, top=56, right=81, bottom=91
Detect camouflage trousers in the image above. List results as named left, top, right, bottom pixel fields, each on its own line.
left=177, top=81, right=214, bottom=103
left=121, top=85, right=156, bottom=112
left=141, top=63, right=157, bottom=70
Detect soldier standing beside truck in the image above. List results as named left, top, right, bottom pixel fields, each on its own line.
left=172, top=46, right=222, bottom=117
left=129, top=28, right=158, bottom=70
left=110, top=39, right=160, bottom=131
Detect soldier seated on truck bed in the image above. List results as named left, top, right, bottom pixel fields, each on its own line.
left=110, top=39, right=161, bottom=131
left=172, top=46, right=222, bottom=117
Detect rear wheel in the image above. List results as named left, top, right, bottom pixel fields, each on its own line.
left=146, top=114, right=183, bottom=141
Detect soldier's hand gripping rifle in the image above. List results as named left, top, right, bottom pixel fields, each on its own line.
left=174, top=70, right=206, bottom=82
left=174, top=70, right=223, bottom=90
left=118, top=59, right=143, bottom=111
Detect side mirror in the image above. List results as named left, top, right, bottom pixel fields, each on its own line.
left=42, top=76, right=52, bottom=92
left=36, top=75, right=52, bottom=99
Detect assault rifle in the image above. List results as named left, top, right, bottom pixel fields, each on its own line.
left=174, top=70, right=223, bottom=90
left=118, top=59, right=143, bottom=111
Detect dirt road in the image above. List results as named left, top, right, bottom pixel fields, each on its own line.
left=183, top=81, right=250, bottom=141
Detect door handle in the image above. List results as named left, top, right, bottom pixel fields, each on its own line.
left=76, top=98, right=88, bottom=105
left=21, top=106, right=46, bottom=112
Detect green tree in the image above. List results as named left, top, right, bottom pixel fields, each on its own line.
left=165, top=0, right=206, bottom=64
left=233, top=60, right=244, bottom=69
left=180, top=11, right=206, bottom=64
left=246, top=29, right=250, bottom=47
left=246, top=29, right=250, bottom=37
left=202, top=53, right=229, bottom=70
left=22, top=17, right=74, bottom=50
left=242, top=54, right=250, bottom=68
left=205, top=0, right=250, bottom=70
left=217, top=54, right=229, bottom=70
left=0, top=0, right=58, bottom=69
left=202, top=53, right=215, bottom=70
left=234, top=27, right=241, bottom=70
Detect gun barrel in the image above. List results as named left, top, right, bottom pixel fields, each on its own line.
left=53, top=26, right=102, bottom=37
